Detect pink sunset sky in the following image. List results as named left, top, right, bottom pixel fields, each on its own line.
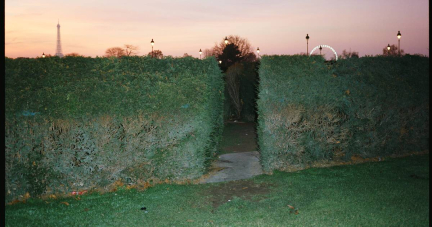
left=5, top=0, right=429, bottom=59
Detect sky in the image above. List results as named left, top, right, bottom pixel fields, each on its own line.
left=5, top=0, right=429, bottom=59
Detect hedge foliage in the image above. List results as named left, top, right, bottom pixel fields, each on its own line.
left=257, top=55, right=429, bottom=172
left=5, top=56, right=224, bottom=203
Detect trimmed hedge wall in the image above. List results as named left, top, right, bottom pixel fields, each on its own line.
left=5, top=56, right=224, bottom=203
left=257, top=55, right=429, bottom=172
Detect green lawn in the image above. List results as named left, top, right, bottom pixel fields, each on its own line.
left=5, top=154, right=429, bottom=226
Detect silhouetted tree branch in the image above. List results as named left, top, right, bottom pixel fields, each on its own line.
left=105, top=47, right=125, bottom=58
left=124, top=44, right=139, bottom=56
left=203, top=49, right=214, bottom=58
left=207, top=35, right=257, bottom=62
left=147, top=50, right=163, bottom=59
left=339, top=49, right=359, bottom=59
left=382, top=44, right=404, bottom=56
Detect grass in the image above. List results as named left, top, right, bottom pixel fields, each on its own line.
left=5, top=154, right=429, bottom=226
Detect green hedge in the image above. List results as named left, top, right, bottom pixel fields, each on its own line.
left=5, top=56, right=224, bottom=203
left=257, top=55, right=429, bottom=172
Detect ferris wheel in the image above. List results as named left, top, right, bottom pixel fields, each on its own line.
left=309, top=45, right=338, bottom=61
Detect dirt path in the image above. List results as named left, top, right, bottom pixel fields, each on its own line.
left=219, top=122, right=258, bottom=154
left=201, top=151, right=263, bottom=183
left=200, top=122, right=263, bottom=183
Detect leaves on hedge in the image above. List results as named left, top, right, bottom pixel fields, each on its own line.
left=257, top=55, right=429, bottom=172
left=5, top=56, right=224, bottom=204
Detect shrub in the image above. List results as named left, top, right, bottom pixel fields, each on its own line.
left=5, top=56, right=224, bottom=203
left=257, top=55, right=429, bottom=172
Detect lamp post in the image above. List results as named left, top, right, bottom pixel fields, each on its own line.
left=397, top=31, right=401, bottom=56
left=150, top=39, right=154, bottom=58
left=319, top=46, right=322, bottom=55
left=199, top=49, right=202, bottom=59
left=387, top=44, right=391, bottom=56
left=219, top=60, right=222, bottom=64
left=306, top=34, right=310, bottom=54
left=42, top=52, right=45, bottom=58
left=257, top=47, right=260, bottom=58
left=224, top=36, right=228, bottom=45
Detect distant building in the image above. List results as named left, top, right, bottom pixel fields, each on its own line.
left=55, top=20, right=64, bottom=57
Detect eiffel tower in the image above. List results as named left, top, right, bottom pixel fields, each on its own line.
left=55, top=20, right=64, bottom=57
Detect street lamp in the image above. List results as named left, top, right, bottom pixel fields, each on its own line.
left=257, top=47, right=260, bottom=58
left=199, top=49, right=202, bottom=59
left=224, top=36, right=228, bottom=45
left=306, top=34, right=310, bottom=54
left=219, top=60, right=222, bottom=64
left=150, top=39, right=154, bottom=58
left=42, top=52, right=45, bottom=58
left=387, top=44, right=391, bottom=55
left=397, top=31, right=401, bottom=56
left=319, top=46, right=322, bottom=55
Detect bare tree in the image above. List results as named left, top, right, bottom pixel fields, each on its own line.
left=225, top=63, right=244, bottom=119
left=203, top=48, right=215, bottom=58
left=207, top=35, right=257, bottom=62
left=105, top=47, right=125, bottom=58
left=64, top=53, right=83, bottom=57
left=340, top=49, right=359, bottom=59
left=183, top=53, right=192, bottom=57
left=124, top=44, right=139, bottom=56
left=382, top=44, right=404, bottom=56
left=147, top=50, right=163, bottom=59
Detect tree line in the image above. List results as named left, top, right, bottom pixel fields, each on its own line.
left=61, top=37, right=408, bottom=60
left=103, top=44, right=164, bottom=59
